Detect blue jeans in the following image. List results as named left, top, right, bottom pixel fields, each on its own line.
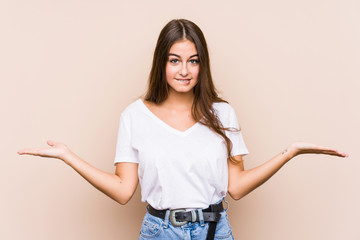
left=138, top=200, right=234, bottom=240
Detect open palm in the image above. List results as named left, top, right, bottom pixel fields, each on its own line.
left=291, top=142, right=348, bottom=158
left=18, top=140, right=70, bottom=160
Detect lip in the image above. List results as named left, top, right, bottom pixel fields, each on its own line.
left=175, top=78, right=191, bottom=81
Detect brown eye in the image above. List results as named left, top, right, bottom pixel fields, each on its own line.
left=170, top=59, right=180, bottom=63
left=189, top=59, right=199, bottom=64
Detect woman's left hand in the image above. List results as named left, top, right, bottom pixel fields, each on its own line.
left=288, top=142, right=348, bottom=158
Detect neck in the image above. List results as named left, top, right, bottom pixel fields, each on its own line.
left=162, top=89, right=194, bottom=110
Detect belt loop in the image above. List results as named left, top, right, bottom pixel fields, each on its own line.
left=197, top=209, right=205, bottom=227
left=163, top=210, right=171, bottom=228
left=223, top=198, right=229, bottom=212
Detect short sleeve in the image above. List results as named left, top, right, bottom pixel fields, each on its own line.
left=114, top=114, right=139, bottom=165
left=225, top=106, right=249, bottom=157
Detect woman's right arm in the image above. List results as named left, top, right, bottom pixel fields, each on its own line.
left=18, top=140, right=138, bottom=205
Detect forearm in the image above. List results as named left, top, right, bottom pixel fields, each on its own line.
left=228, top=148, right=295, bottom=200
left=63, top=152, right=135, bottom=204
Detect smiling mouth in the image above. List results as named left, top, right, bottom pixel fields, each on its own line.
left=176, top=78, right=191, bottom=83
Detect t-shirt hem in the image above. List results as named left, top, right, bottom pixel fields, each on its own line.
left=114, top=157, right=139, bottom=165
left=231, top=150, right=249, bottom=157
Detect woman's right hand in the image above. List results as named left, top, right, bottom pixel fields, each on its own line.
left=18, top=140, right=138, bottom=204
left=18, top=140, right=71, bottom=161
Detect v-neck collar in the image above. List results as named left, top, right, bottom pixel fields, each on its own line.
left=138, top=99, right=200, bottom=137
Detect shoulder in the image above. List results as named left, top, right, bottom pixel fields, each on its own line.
left=212, top=101, right=236, bottom=116
left=120, top=98, right=144, bottom=119
left=212, top=101, right=239, bottom=127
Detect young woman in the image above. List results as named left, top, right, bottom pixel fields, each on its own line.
left=18, top=19, right=347, bottom=240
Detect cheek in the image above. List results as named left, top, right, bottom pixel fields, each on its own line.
left=165, top=65, right=176, bottom=80
left=165, top=66, right=172, bottom=83
left=192, top=66, right=200, bottom=80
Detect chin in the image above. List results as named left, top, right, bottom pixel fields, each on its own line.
left=172, top=86, right=196, bottom=93
left=174, top=90, right=194, bottom=94
left=169, top=82, right=198, bottom=93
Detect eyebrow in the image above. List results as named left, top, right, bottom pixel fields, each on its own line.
left=168, top=53, right=199, bottom=58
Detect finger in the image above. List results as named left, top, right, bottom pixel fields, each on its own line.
left=317, top=149, right=348, bottom=157
left=47, top=140, right=56, bottom=147
left=334, top=150, right=348, bottom=158
left=313, top=145, right=337, bottom=152
left=319, top=147, right=348, bottom=157
left=17, top=148, right=42, bottom=156
left=311, top=145, right=347, bottom=156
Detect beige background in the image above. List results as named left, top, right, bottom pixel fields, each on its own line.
left=1, top=0, right=359, bottom=239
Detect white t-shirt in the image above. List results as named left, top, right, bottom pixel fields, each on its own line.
left=114, top=99, right=249, bottom=210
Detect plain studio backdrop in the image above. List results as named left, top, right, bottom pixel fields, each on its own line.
left=1, top=0, right=359, bottom=239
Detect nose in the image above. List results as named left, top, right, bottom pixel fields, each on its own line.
left=179, top=62, right=189, bottom=77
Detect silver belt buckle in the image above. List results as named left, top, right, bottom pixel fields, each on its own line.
left=169, top=209, right=187, bottom=227
left=169, top=209, right=197, bottom=227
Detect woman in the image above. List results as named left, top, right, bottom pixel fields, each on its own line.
left=18, top=19, right=347, bottom=240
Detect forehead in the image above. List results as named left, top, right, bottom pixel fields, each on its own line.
left=169, top=39, right=198, bottom=56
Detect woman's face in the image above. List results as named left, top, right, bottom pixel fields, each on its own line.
left=165, top=39, right=199, bottom=95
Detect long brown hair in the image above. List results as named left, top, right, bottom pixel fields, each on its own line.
left=145, top=19, right=239, bottom=164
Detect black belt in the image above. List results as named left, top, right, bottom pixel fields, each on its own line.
left=147, top=201, right=224, bottom=240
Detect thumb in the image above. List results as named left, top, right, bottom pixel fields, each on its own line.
left=47, top=140, right=56, bottom=147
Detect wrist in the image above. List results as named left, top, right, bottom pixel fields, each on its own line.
left=281, top=145, right=298, bottom=161
left=287, top=143, right=300, bottom=159
left=59, top=149, right=76, bottom=164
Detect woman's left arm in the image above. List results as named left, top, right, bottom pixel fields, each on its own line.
left=227, top=142, right=348, bottom=200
